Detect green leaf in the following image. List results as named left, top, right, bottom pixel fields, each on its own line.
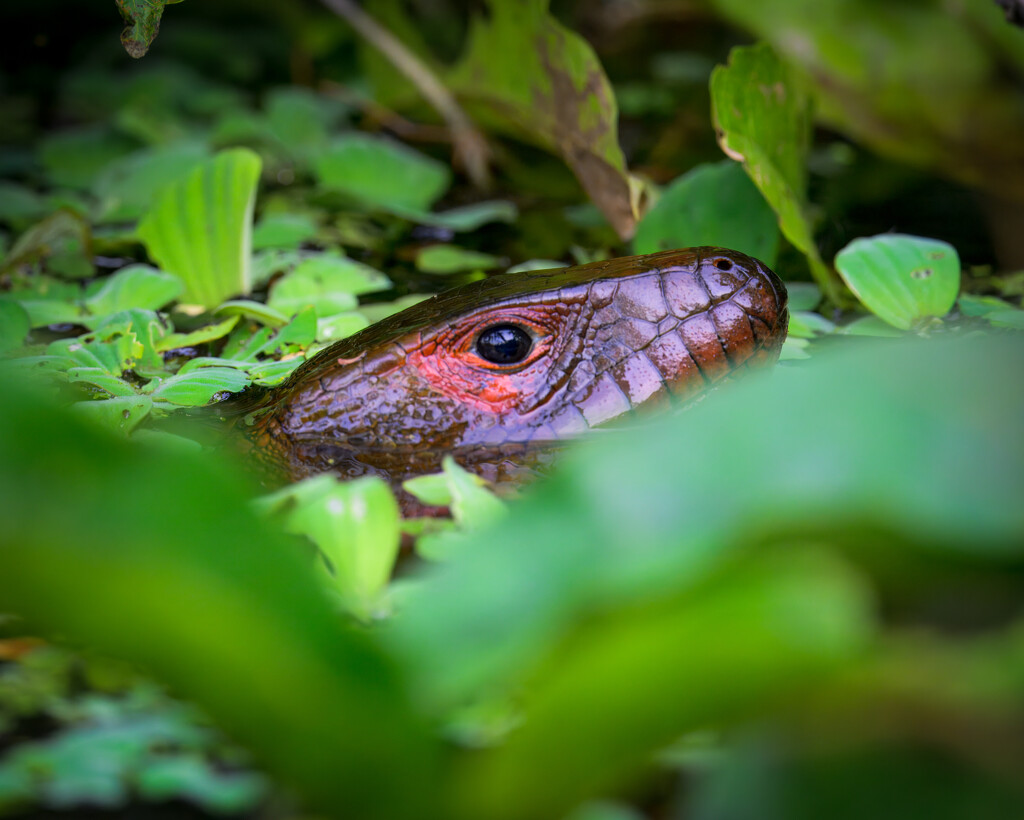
left=448, top=0, right=639, bottom=239
left=710, top=43, right=843, bottom=301
left=84, top=265, right=182, bottom=317
left=252, top=213, right=319, bottom=251
left=136, top=756, right=266, bottom=814
left=71, top=396, right=153, bottom=433
left=785, top=281, right=822, bottom=312
left=386, top=336, right=1024, bottom=718
left=2, top=210, right=93, bottom=279
left=314, top=135, right=450, bottom=213
left=89, top=309, right=169, bottom=374
left=0, top=300, right=30, bottom=353
left=48, top=330, right=143, bottom=377
left=256, top=476, right=401, bottom=620
left=248, top=358, right=304, bottom=386
left=148, top=366, right=251, bottom=406
left=116, top=0, right=184, bottom=58
left=67, top=369, right=139, bottom=398
left=987, top=309, right=1024, bottom=329
left=633, top=161, right=780, bottom=264
left=264, top=86, right=346, bottom=164
left=835, top=234, right=960, bottom=330
left=786, top=310, right=836, bottom=339
left=460, top=549, right=871, bottom=820
left=358, top=294, right=431, bottom=324
left=38, top=127, right=136, bottom=191
left=268, top=254, right=391, bottom=316
left=837, top=315, right=907, bottom=338
left=958, top=294, right=1017, bottom=318
left=423, top=201, right=518, bottom=232
left=214, top=300, right=289, bottom=328
left=416, top=245, right=503, bottom=275
left=94, top=141, right=211, bottom=223
left=316, top=312, right=369, bottom=344
left=136, top=148, right=262, bottom=308
left=0, top=182, right=50, bottom=226
left=155, top=315, right=240, bottom=352
left=0, top=385, right=439, bottom=819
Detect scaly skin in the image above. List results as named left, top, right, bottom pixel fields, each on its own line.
left=237, top=247, right=788, bottom=496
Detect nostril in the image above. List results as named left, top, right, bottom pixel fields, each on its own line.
left=715, top=258, right=733, bottom=272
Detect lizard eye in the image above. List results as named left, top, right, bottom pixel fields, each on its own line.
left=475, top=324, right=533, bottom=365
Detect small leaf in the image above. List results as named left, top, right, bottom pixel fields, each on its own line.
left=85, top=265, right=182, bottom=317
left=987, top=309, right=1024, bottom=329
left=249, top=358, right=304, bottom=386
left=416, top=245, right=503, bottom=275
left=155, top=315, right=240, bottom=352
left=785, top=281, right=822, bottom=312
left=633, top=161, right=780, bottom=264
left=252, top=213, right=319, bottom=251
left=67, top=368, right=139, bottom=398
left=149, top=367, right=251, bottom=406
left=136, top=148, right=262, bottom=308
left=71, top=396, right=153, bottom=433
left=268, top=254, right=390, bottom=316
left=786, top=310, right=836, bottom=339
left=317, top=312, right=370, bottom=344
left=711, top=43, right=843, bottom=301
left=2, top=210, right=93, bottom=279
left=358, top=294, right=431, bottom=324
left=314, top=135, right=450, bottom=213
left=257, top=476, right=401, bottom=619
left=38, top=127, right=135, bottom=191
left=0, top=182, right=50, bottom=225
left=835, top=234, right=960, bottom=330
left=837, top=315, right=907, bottom=337
left=421, top=201, right=518, bottom=232
left=957, top=294, right=1017, bottom=318
left=214, top=300, right=289, bottom=328
left=116, top=0, right=183, bottom=58
left=0, top=300, right=30, bottom=353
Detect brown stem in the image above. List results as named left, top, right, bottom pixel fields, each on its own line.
left=319, top=0, right=492, bottom=189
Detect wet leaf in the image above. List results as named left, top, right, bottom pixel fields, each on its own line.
left=137, top=149, right=262, bottom=308
left=835, top=234, right=960, bottom=330
left=711, top=43, right=842, bottom=301
left=633, top=161, right=779, bottom=265
left=148, top=366, right=251, bottom=406
left=71, top=396, right=153, bottom=434
left=449, top=0, right=638, bottom=239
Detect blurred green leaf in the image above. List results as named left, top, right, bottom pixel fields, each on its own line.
left=459, top=549, right=872, bottom=820
left=710, top=43, right=842, bottom=301
left=264, top=86, right=347, bottom=164
left=2, top=210, right=93, bottom=279
left=116, top=0, right=184, bottom=58
left=633, top=161, right=779, bottom=265
left=448, top=0, right=638, bottom=239
left=958, top=294, right=1017, bottom=318
left=136, top=756, right=266, bottom=813
left=0, top=387, right=438, bottom=818
left=0, top=301, right=30, bottom=353
left=314, top=135, right=450, bottom=213
left=66, top=369, right=139, bottom=398
left=987, top=308, right=1024, bottom=329
left=94, top=142, right=210, bottom=223
left=0, top=182, right=49, bottom=226
left=386, top=336, right=1024, bottom=718
left=835, top=234, right=960, bottom=330
left=84, top=265, right=182, bottom=317
left=358, top=294, right=431, bottom=324
left=137, top=148, right=262, bottom=308
left=416, top=245, right=503, bottom=275
left=425, top=201, right=518, bottom=232
left=316, top=312, right=369, bottom=344
left=148, top=366, right=251, bottom=406
left=787, top=310, right=836, bottom=339
left=38, top=128, right=136, bottom=191
left=257, top=476, right=401, bottom=619
left=252, top=213, right=318, bottom=251
left=268, top=254, right=390, bottom=316
left=786, top=281, right=822, bottom=312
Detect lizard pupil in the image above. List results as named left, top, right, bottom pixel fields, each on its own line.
left=476, top=324, right=533, bottom=365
